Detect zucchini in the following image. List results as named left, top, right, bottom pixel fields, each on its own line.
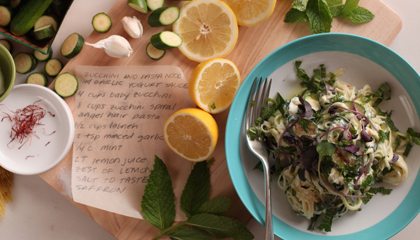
left=45, top=58, right=62, bottom=77
left=27, top=72, right=47, bottom=86
left=10, top=0, right=54, bottom=36
left=54, top=72, right=78, bottom=98
left=33, top=25, right=56, bottom=40
left=0, top=39, right=13, bottom=53
left=146, top=42, right=165, bottom=60
left=146, top=0, right=164, bottom=11
left=61, top=33, right=84, bottom=59
left=14, top=52, right=37, bottom=74
left=0, top=6, right=12, bottom=27
left=127, top=0, right=148, bottom=14
left=34, top=15, right=58, bottom=31
left=33, top=47, right=52, bottom=61
left=148, top=6, right=180, bottom=27
left=150, top=31, right=182, bottom=50
left=92, top=12, right=112, bottom=33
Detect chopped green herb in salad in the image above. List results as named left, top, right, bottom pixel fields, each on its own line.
left=248, top=61, right=420, bottom=232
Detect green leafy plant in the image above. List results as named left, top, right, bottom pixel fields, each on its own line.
left=141, top=156, right=254, bottom=240
left=284, top=0, right=375, bottom=34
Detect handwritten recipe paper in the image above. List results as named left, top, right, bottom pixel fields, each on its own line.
left=72, top=65, right=195, bottom=219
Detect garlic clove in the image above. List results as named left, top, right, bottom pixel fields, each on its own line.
left=122, top=16, right=143, bottom=39
left=85, top=35, right=133, bottom=58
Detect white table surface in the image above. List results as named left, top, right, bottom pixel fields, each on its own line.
left=0, top=0, right=419, bottom=239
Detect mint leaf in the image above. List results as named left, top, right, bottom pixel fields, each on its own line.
left=141, top=156, right=175, bottom=230
left=317, top=207, right=334, bottom=232
left=326, top=0, right=342, bottom=5
left=180, top=161, right=210, bottom=218
left=326, top=0, right=343, bottom=17
left=306, top=0, right=333, bottom=34
left=339, top=0, right=359, bottom=18
left=188, top=213, right=254, bottom=240
left=349, top=6, right=374, bottom=23
left=167, top=226, right=212, bottom=240
left=197, top=196, right=231, bottom=215
left=293, top=0, right=310, bottom=11
left=284, top=8, right=308, bottom=23
left=407, top=128, right=420, bottom=145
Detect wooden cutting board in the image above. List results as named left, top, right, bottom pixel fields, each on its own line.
left=39, top=0, right=401, bottom=239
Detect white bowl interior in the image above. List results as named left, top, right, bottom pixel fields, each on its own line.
left=0, top=85, right=74, bottom=175
left=240, top=51, right=420, bottom=235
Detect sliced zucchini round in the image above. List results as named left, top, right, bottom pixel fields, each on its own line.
left=127, top=0, right=148, bottom=14
left=148, top=6, right=180, bottom=27
left=54, top=72, right=78, bottom=98
left=150, top=31, right=182, bottom=50
left=27, top=72, right=47, bottom=86
left=34, top=47, right=52, bottom=61
left=61, top=33, right=84, bottom=59
left=34, top=15, right=58, bottom=31
left=92, top=12, right=112, bottom=33
left=14, top=52, right=37, bottom=74
left=0, top=6, right=13, bottom=27
left=0, top=39, right=13, bottom=53
left=146, top=42, right=165, bottom=60
left=146, top=0, right=164, bottom=11
left=33, top=24, right=56, bottom=40
left=45, top=58, right=62, bottom=77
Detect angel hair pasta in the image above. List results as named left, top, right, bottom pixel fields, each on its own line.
left=247, top=61, right=420, bottom=232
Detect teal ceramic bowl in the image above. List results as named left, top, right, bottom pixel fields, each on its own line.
left=0, top=43, right=15, bottom=102
left=226, top=33, right=420, bottom=239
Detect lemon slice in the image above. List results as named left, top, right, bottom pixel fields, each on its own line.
left=189, top=58, right=240, bottom=114
left=222, top=0, right=277, bottom=27
left=173, top=0, right=238, bottom=62
left=164, top=108, right=218, bottom=162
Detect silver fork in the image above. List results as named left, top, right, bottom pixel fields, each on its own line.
left=245, top=77, right=274, bottom=240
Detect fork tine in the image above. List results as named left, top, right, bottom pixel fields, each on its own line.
left=262, top=78, right=272, bottom=109
left=256, top=78, right=268, bottom=119
left=246, top=77, right=258, bottom=130
left=252, top=77, right=263, bottom=127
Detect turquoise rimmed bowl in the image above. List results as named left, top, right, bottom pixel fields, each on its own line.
left=0, top=43, right=15, bottom=102
left=226, top=33, right=420, bottom=239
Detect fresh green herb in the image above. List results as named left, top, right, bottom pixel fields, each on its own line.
left=298, top=118, right=309, bottom=133
left=370, top=187, right=392, bottom=195
left=385, top=111, right=399, bottom=132
left=331, top=92, right=343, bottom=103
left=210, top=102, right=216, bottom=110
left=378, top=130, right=390, bottom=143
left=406, top=128, right=420, bottom=145
left=394, top=135, right=405, bottom=151
left=337, top=140, right=353, bottom=147
left=255, top=117, right=262, bottom=125
left=285, top=0, right=374, bottom=34
left=292, top=188, right=297, bottom=196
left=320, top=155, right=333, bottom=174
left=333, top=130, right=338, bottom=138
left=247, top=126, right=261, bottom=140
left=308, top=214, right=320, bottom=231
left=404, top=142, right=413, bottom=157
left=317, top=207, right=334, bottom=232
left=361, top=192, right=373, bottom=204
left=381, top=167, right=395, bottom=176
left=142, top=156, right=254, bottom=240
left=361, top=175, right=374, bottom=189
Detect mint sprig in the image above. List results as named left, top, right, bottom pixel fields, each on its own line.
left=142, top=156, right=254, bottom=240
left=285, top=0, right=375, bottom=34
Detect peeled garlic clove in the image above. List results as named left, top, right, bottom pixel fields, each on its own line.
left=85, top=35, right=133, bottom=58
left=122, top=16, right=143, bottom=38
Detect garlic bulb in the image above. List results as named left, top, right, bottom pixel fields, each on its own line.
left=85, top=35, right=133, bottom=58
left=122, top=16, right=143, bottom=38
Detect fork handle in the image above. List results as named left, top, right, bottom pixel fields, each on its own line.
left=262, top=160, right=274, bottom=240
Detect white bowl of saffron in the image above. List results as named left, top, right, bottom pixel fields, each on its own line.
left=0, top=84, right=74, bottom=175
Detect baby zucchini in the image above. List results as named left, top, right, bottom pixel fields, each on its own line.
left=45, top=58, right=62, bottom=77
left=10, top=0, right=53, bottom=36
left=148, top=6, right=180, bottom=27
left=27, top=72, right=47, bottom=86
left=150, top=31, right=182, bottom=50
left=54, top=72, right=78, bottom=98
left=14, top=52, right=37, bottom=74
left=34, top=47, right=52, bottom=61
left=34, top=15, right=58, bottom=31
left=61, top=33, right=84, bottom=59
left=127, top=0, right=148, bottom=14
left=0, top=6, right=12, bottom=27
left=33, top=25, right=56, bottom=40
left=146, top=0, right=164, bottom=11
left=92, top=12, right=112, bottom=33
left=0, top=39, right=13, bottom=53
left=146, top=42, right=165, bottom=60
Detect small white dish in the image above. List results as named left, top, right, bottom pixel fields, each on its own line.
left=0, top=84, right=74, bottom=175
